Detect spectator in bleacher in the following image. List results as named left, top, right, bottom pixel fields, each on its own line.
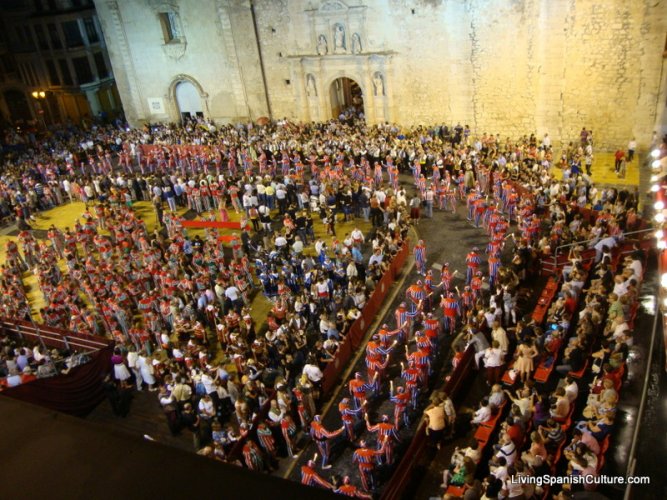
left=538, top=418, right=566, bottom=452
left=521, top=431, right=548, bottom=469
left=555, top=337, right=585, bottom=375
left=577, top=413, right=614, bottom=442
left=441, top=456, right=476, bottom=489
left=491, top=432, right=517, bottom=466
left=513, top=339, right=538, bottom=384
left=565, top=427, right=600, bottom=456
left=466, top=328, right=490, bottom=369
left=482, top=341, right=505, bottom=385
left=549, top=387, right=571, bottom=422
left=470, top=397, right=493, bottom=425
left=531, top=394, right=550, bottom=428
left=488, top=384, right=506, bottom=408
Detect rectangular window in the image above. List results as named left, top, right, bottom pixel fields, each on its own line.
left=46, top=59, right=60, bottom=86
left=62, top=20, right=83, bottom=48
left=58, top=59, right=73, bottom=85
left=93, top=52, right=108, bottom=78
left=72, top=55, right=93, bottom=84
left=48, top=23, right=62, bottom=49
left=159, top=12, right=180, bottom=43
left=34, top=25, right=49, bottom=51
left=83, top=17, right=99, bottom=44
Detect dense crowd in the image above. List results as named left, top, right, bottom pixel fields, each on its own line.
left=0, top=116, right=655, bottom=497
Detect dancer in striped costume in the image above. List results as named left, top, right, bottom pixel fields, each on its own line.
left=401, top=359, right=421, bottom=409
left=353, top=440, right=382, bottom=492
left=488, top=251, right=502, bottom=288
left=242, top=440, right=264, bottom=471
left=390, top=383, right=411, bottom=429
left=465, top=247, right=481, bottom=284
left=280, top=414, right=297, bottom=457
left=256, top=422, right=278, bottom=461
left=440, top=292, right=460, bottom=335
left=335, top=476, right=372, bottom=499
left=438, top=263, right=457, bottom=293
left=349, top=372, right=374, bottom=410
left=339, top=398, right=364, bottom=441
left=405, top=281, right=426, bottom=318
left=413, top=240, right=427, bottom=275
left=394, top=302, right=410, bottom=332
left=301, top=459, right=332, bottom=489
left=365, top=415, right=400, bottom=465
left=310, top=415, right=344, bottom=469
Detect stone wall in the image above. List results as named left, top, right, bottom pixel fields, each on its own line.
left=96, top=0, right=667, bottom=149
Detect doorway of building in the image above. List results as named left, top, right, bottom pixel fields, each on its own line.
left=329, top=77, right=363, bottom=120
left=175, top=80, right=203, bottom=122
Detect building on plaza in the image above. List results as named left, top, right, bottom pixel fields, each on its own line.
left=0, top=0, right=121, bottom=126
left=95, top=0, right=667, bottom=149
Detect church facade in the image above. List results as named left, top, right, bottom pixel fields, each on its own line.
left=95, top=0, right=667, bottom=149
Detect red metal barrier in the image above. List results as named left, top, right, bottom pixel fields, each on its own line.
left=319, top=241, right=410, bottom=399
left=381, top=346, right=476, bottom=500
left=0, top=318, right=113, bottom=352
left=180, top=220, right=248, bottom=230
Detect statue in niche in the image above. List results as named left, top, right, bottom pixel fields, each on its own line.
left=317, top=34, right=328, bottom=55
left=306, top=74, right=317, bottom=97
left=351, top=33, right=362, bottom=54
left=373, top=72, right=385, bottom=96
left=333, top=24, right=345, bottom=52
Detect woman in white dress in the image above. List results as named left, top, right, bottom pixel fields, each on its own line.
left=137, top=352, right=156, bottom=391
left=111, top=348, right=131, bottom=386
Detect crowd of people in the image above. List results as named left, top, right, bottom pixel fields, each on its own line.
left=0, top=331, right=91, bottom=388
left=0, top=115, right=655, bottom=497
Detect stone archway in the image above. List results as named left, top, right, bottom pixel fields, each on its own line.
left=168, top=74, right=208, bottom=123
left=329, top=76, right=363, bottom=121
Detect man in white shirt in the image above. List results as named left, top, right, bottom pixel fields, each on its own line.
left=350, top=227, right=364, bottom=247
left=471, top=398, right=492, bottom=425
left=291, top=236, right=304, bottom=255
left=302, top=359, right=323, bottom=383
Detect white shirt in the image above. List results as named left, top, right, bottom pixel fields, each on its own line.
left=302, top=363, right=323, bottom=382
left=484, top=347, right=504, bottom=367
left=472, top=405, right=491, bottom=424
left=224, top=286, right=240, bottom=301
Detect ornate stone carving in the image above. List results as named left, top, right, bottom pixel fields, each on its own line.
left=372, top=72, right=384, bottom=96
left=320, top=1, right=346, bottom=12
left=317, top=34, right=328, bottom=55
left=333, top=23, right=346, bottom=52
left=351, top=32, right=362, bottom=54
left=162, top=40, right=187, bottom=60
left=306, top=74, right=317, bottom=96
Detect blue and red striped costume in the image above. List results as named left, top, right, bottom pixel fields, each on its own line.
left=465, top=251, right=481, bottom=284
left=406, top=283, right=426, bottom=317
left=256, top=425, right=277, bottom=456
left=413, top=243, right=427, bottom=275
left=301, top=464, right=331, bottom=489
left=440, top=295, right=460, bottom=334
left=242, top=440, right=264, bottom=471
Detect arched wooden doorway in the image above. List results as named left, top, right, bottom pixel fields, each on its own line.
left=329, top=77, right=363, bottom=121
left=174, top=80, right=203, bottom=122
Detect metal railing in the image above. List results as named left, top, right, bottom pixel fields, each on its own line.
left=543, top=227, right=655, bottom=275
left=623, top=274, right=661, bottom=499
